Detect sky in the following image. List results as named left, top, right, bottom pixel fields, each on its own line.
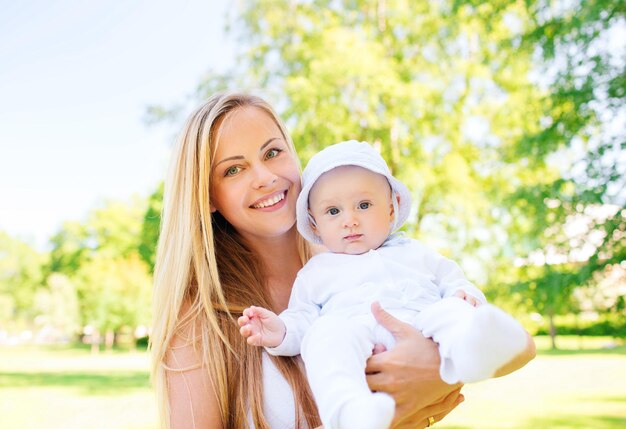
left=0, top=0, right=234, bottom=250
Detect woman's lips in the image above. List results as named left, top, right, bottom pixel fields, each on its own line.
left=250, top=190, right=286, bottom=209
left=250, top=190, right=288, bottom=211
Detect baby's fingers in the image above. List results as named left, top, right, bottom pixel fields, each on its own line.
left=242, top=307, right=255, bottom=318
left=246, top=333, right=262, bottom=346
left=244, top=305, right=266, bottom=319
left=238, top=315, right=250, bottom=326
left=239, top=324, right=251, bottom=338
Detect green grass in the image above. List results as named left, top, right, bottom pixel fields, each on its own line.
left=1, top=337, right=625, bottom=428
left=0, top=344, right=156, bottom=429
left=441, top=336, right=626, bottom=428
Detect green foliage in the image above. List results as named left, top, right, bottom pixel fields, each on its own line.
left=49, top=197, right=148, bottom=275
left=139, top=183, right=163, bottom=272
left=0, top=232, right=46, bottom=325
left=33, top=273, right=81, bottom=339
left=535, top=316, right=626, bottom=338
left=85, top=197, right=147, bottom=259
left=74, top=254, right=152, bottom=334
left=220, top=0, right=552, bottom=273
left=48, top=221, right=88, bottom=277
left=492, top=0, right=626, bottom=344
left=44, top=197, right=153, bottom=341
left=208, top=0, right=625, bottom=347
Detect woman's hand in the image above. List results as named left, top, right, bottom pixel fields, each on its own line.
left=365, top=302, right=464, bottom=428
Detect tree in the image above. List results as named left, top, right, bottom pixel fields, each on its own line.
left=85, top=197, right=148, bottom=259
left=46, top=197, right=152, bottom=349
left=49, top=196, right=147, bottom=274
left=492, top=0, right=626, bottom=347
left=33, top=273, right=81, bottom=342
left=214, top=0, right=548, bottom=274
left=171, top=0, right=624, bottom=346
left=0, top=231, right=45, bottom=328
left=139, top=183, right=163, bottom=272
left=48, top=221, right=89, bottom=277
left=74, top=254, right=152, bottom=352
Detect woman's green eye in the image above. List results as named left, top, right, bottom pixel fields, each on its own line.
left=265, top=148, right=280, bottom=159
left=225, top=166, right=240, bottom=176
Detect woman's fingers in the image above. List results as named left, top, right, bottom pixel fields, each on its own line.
left=421, top=389, right=464, bottom=426
left=392, top=388, right=464, bottom=429
left=365, top=351, right=385, bottom=374
left=371, top=301, right=412, bottom=340
left=365, top=371, right=387, bottom=392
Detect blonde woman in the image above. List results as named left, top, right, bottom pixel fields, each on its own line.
left=150, top=92, right=464, bottom=429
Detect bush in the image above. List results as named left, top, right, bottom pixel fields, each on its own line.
left=535, top=315, right=626, bottom=338
left=136, top=335, right=149, bottom=349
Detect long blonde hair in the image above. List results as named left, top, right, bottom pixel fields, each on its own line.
left=150, top=92, right=320, bottom=428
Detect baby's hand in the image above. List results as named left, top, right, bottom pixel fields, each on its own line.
left=237, top=306, right=286, bottom=348
left=453, top=290, right=481, bottom=307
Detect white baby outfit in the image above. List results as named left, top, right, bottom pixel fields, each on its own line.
left=265, top=141, right=527, bottom=429
left=266, top=235, right=526, bottom=428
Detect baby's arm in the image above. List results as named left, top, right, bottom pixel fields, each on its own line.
left=453, top=289, right=481, bottom=307
left=423, top=244, right=487, bottom=304
left=238, top=306, right=286, bottom=348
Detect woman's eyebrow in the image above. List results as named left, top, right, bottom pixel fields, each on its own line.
left=215, top=155, right=243, bottom=167
left=214, top=138, right=282, bottom=167
left=259, top=137, right=281, bottom=152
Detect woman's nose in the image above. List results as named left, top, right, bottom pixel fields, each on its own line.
left=252, top=164, right=278, bottom=189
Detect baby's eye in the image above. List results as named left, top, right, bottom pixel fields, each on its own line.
left=327, top=207, right=340, bottom=216
left=265, top=148, right=282, bottom=159
left=225, top=166, right=241, bottom=176
left=358, top=202, right=372, bottom=209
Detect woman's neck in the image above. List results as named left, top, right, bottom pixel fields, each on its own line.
left=245, top=226, right=303, bottom=312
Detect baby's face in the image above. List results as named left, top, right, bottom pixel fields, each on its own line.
left=308, top=165, right=394, bottom=254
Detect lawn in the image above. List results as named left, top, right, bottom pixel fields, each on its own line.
left=442, top=337, right=626, bottom=428
left=1, top=336, right=625, bottom=429
left=0, top=345, right=156, bottom=429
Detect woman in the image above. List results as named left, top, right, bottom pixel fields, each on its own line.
left=150, top=92, right=530, bottom=428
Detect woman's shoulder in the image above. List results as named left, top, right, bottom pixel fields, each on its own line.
left=164, top=298, right=208, bottom=369
left=164, top=299, right=224, bottom=428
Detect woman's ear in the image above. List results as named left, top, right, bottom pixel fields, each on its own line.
left=210, top=202, right=217, bottom=213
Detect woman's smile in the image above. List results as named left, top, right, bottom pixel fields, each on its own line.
left=251, top=190, right=288, bottom=210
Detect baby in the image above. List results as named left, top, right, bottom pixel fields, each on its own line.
left=238, top=140, right=529, bottom=429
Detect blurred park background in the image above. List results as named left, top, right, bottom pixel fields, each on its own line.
left=1, top=0, right=624, bottom=428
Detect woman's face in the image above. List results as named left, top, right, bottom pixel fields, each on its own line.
left=210, top=106, right=301, bottom=242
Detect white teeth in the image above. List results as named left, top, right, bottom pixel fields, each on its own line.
left=253, top=192, right=285, bottom=208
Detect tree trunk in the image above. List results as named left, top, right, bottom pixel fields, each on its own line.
left=91, top=330, right=100, bottom=354
left=548, top=312, right=557, bottom=350
left=105, top=329, right=115, bottom=351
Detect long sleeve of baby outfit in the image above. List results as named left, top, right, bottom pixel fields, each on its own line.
left=264, top=272, right=321, bottom=356
left=426, top=246, right=487, bottom=304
